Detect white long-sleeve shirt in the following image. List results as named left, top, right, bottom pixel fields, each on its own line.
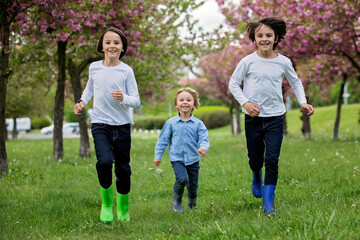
left=229, top=51, right=307, bottom=117
left=80, top=60, right=141, bottom=125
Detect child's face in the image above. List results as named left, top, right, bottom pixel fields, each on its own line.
left=102, top=31, right=123, bottom=60
left=175, top=91, right=195, bottom=115
left=254, top=24, right=276, bottom=51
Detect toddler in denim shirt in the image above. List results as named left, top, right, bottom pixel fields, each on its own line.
left=154, top=87, right=209, bottom=212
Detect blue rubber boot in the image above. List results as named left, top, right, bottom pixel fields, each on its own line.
left=252, top=169, right=263, bottom=198
left=172, top=192, right=184, bottom=212
left=262, top=185, right=276, bottom=215
left=100, top=185, right=113, bottom=223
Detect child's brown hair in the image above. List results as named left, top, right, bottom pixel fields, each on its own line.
left=97, top=26, right=128, bottom=59
left=247, top=17, right=286, bottom=50
left=174, top=87, right=200, bottom=112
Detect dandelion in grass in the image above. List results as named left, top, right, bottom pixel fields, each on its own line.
left=156, top=167, right=164, bottom=179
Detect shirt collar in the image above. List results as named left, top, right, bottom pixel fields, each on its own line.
left=175, top=113, right=195, bottom=122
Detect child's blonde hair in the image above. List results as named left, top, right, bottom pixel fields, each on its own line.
left=174, top=87, right=200, bottom=112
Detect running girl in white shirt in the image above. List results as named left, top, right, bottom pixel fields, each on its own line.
left=229, top=17, right=314, bottom=215
left=74, top=27, right=141, bottom=223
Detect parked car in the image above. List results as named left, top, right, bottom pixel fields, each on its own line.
left=41, top=123, right=80, bottom=135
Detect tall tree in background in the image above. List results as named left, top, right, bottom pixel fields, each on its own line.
left=198, top=45, right=253, bottom=135
left=14, top=0, right=89, bottom=160
left=217, top=0, right=360, bottom=137
left=65, top=0, right=205, bottom=156
left=6, top=38, right=55, bottom=139
left=0, top=0, right=36, bottom=177
left=297, top=55, right=357, bottom=140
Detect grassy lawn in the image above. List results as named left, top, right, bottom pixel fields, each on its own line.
left=1, top=104, right=359, bottom=239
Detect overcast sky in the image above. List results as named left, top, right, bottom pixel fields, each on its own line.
left=191, top=0, right=226, bottom=32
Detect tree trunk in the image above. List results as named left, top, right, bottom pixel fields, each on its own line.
left=333, top=74, right=347, bottom=141
left=283, top=113, right=288, bottom=136
left=12, top=116, right=17, bottom=140
left=230, top=105, right=234, bottom=135
left=0, top=11, right=10, bottom=177
left=282, top=86, right=288, bottom=135
left=68, top=58, right=94, bottom=158
left=53, top=41, right=67, bottom=161
left=300, top=111, right=311, bottom=137
left=235, top=101, right=241, bottom=135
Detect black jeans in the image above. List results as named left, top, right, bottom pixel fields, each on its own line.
left=91, top=123, right=131, bottom=194
left=245, top=115, right=283, bottom=185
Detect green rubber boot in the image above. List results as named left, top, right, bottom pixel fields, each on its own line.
left=100, top=185, right=113, bottom=223
left=117, top=193, right=130, bottom=222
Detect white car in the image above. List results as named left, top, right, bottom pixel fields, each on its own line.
left=41, top=123, right=80, bottom=135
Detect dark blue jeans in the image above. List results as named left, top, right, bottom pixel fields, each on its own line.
left=171, top=161, right=200, bottom=199
left=245, top=115, right=283, bottom=186
left=91, top=123, right=131, bottom=194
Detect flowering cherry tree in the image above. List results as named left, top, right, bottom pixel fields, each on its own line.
left=13, top=0, right=155, bottom=160
left=217, top=0, right=360, bottom=137
left=198, top=45, right=253, bottom=134
left=0, top=0, right=38, bottom=176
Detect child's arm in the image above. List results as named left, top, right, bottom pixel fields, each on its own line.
left=120, top=69, right=141, bottom=108
left=301, top=103, right=314, bottom=116
left=154, top=158, right=161, bottom=167
left=197, top=121, right=209, bottom=157
left=154, top=121, right=171, bottom=166
left=242, top=102, right=261, bottom=117
left=74, top=101, right=85, bottom=115
left=74, top=66, right=94, bottom=115
left=229, top=59, right=249, bottom=107
left=197, top=148, right=207, bottom=157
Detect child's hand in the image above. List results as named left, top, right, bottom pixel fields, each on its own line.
left=74, top=101, right=85, bottom=115
left=300, top=103, right=314, bottom=116
left=197, top=148, right=207, bottom=157
left=111, top=89, right=124, bottom=101
left=243, top=101, right=261, bottom=117
left=154, top=158, right=161, bottom=167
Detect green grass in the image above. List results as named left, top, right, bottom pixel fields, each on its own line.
left=1, top=104, right=359, bottom=239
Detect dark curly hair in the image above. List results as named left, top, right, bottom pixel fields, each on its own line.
left=247, top=17, right=287, bottom=50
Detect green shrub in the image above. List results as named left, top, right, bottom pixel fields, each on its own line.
left=133, top=116, right=167, bottom=130
left=193, top=106, right=230, bottom=129
left=31, top=117, right=51, bottom=129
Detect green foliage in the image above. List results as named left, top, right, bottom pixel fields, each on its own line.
left=64, top=100, right=87, bottom=123
left=286, top=103, right=359, bottom=139
left=193, top=106, right=230, bottom=129
left=0, top=104, right=359, bottom=239
left=30, top=117, right=51, bottom=129
left=133, top=115, right=167, bottom=130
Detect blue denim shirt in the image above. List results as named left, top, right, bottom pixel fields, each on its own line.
left=154, top=113, right=209, bottom=165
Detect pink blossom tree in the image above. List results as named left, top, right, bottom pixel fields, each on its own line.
left=198, top=44, right=253, bottom=134
left=13, top=0, right=155, bottom=160
left=217, top=0, right=360, bottom=138
left=13, top=0, right=105, bottom=160
left=0, top=0, right=38, bottom=177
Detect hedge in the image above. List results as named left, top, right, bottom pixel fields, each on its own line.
left=31, top=117, right=51, bottom=129
left=193, top=106, right=230, bottom=129
left=133, top=106, right=230, bottom=130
